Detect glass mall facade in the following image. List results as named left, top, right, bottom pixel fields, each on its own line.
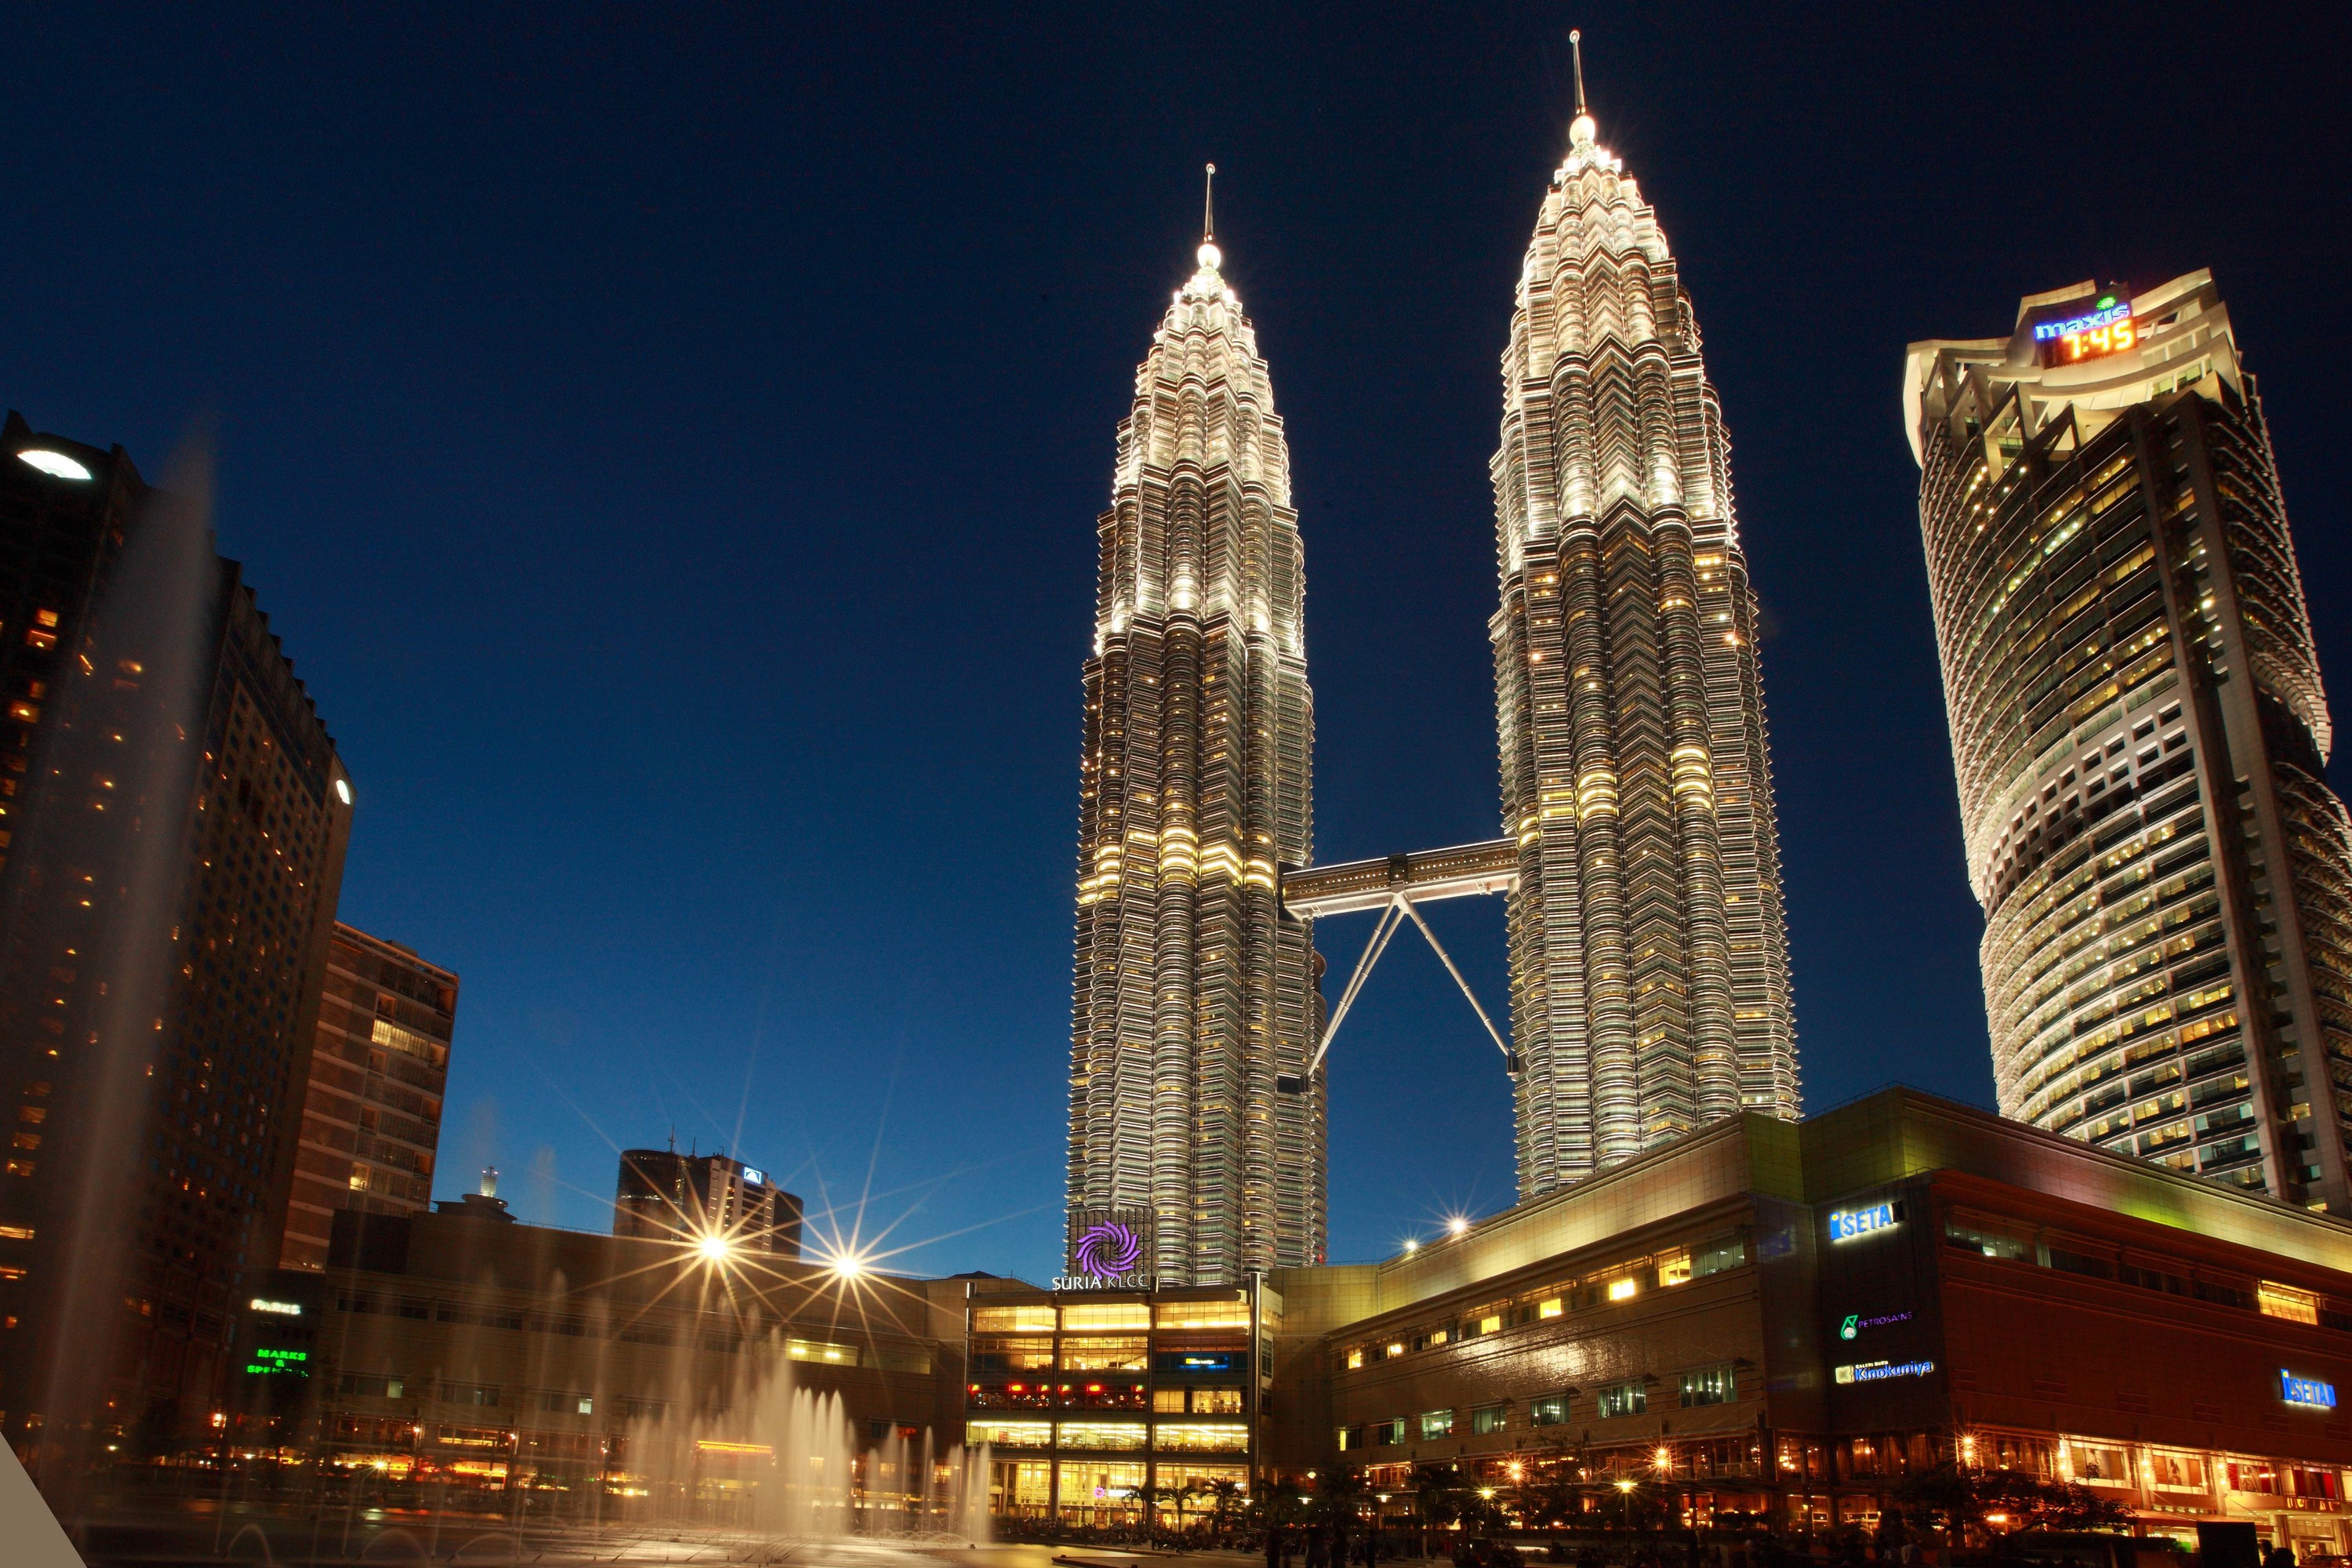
left=965, top=1284, right=1269, bottom=1522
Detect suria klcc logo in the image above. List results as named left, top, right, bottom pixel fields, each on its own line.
left=1056, top=1209, right=1154, bottom=1290
left=1074, top=1220, right=1142, bottom=1278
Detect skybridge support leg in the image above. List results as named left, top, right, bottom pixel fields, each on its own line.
left=1276, top=893, right=1520, bottom=1092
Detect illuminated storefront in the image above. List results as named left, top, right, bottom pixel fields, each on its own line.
left=965, top=1284, right=1264, bottom=1521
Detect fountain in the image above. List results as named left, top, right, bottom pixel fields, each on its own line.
left=612, top=1331, right=991, bottom=1543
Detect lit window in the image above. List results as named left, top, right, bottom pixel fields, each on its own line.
left=1679, top=1363, right=1736, bottom=1407
left=1472, top=1404, right=1507, bottom=1435
left=1419, top=1409, right=1454, bottom=1439
left=1595, top=1380, right=1647, bottom=1419
left=1608, top=1278, right=1638, bottom=1301
left=2258, top=1282, right=2320, bottom=1325
left=1529, top=1395, right=1568, bottom=1426
left=1537, top=1298, right=1563, bottom=1319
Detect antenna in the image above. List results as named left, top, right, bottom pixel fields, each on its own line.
left=1203, top=162, right=1216, bottom=241
left=1570, top=28, right=1588, bottom=116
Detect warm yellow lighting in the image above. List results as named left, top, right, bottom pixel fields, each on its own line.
left=1446, top=1215, right=1470, bottom=1236
left=1607, top=1278, right=1638, bottom=1301
left=1614, top=1479, right=1635, bottom=1494
left=1478, top=1487, right=1496, bottom=1501
left=1653, top=1446, right=1671, bottom=1471
left=695, top=1233, right=731, bottom=1262
left=829, top=1251, right=868, bottom=1279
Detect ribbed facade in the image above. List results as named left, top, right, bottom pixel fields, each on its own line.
left=1487, top=109, right=1798, bottom=1200
left=1907, top=270, right=2352, bottom=1213
left=1068, top=241, right=1322, bottom=1283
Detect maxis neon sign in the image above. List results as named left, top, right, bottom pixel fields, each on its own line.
left=2033, top=298, right=2136, bottom=363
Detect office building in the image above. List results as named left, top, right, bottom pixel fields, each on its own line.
left=279, top=924, right=457, bottom=1270
left=614, top=1147, right=803, bottom=1258
left=0, top=411, right=354, bottom=1470
left=1486, top=56, right=1798, bottom=1197
left=1263, top=1087, right=2352, bottom=1556
left=1905, top=272, right=2352, bottom=1211
left=1067, top=204, right=1322, bottom=1283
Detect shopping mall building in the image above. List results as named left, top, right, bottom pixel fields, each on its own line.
left=234, top=1089, right=2352, bottom=1552
left=971, top=1090, right=2352, bottom=1552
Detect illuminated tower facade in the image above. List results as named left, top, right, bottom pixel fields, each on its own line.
left=1069, top=216, right=1321, bottom=1284
left=1488, top=67, right=1798, bottom=1198
left=1907, top=270, right=2352, bottom=1213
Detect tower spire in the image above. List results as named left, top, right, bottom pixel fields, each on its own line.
left=1567, top=27, right=1597, bottom=148
left=1196, top=163, right=1223, bottom=274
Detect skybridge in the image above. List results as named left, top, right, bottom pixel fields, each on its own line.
left=1276, top=837, right=1522, bottom=1092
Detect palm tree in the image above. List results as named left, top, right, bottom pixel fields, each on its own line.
left=1210, top=1478, right=1246, bottom=1535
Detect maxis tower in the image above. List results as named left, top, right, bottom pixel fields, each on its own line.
left=1066, top=212, right=1323, bottom=1285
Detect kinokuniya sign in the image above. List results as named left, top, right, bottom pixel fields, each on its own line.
left=1055, top=1208, right=1156, bottom=1291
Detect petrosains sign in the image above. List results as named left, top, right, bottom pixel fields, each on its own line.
left=1058, top=1207, right=1155, bottom=1290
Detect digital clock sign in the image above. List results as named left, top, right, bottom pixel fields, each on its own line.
left=2033, top=296, right=2136, bottom=365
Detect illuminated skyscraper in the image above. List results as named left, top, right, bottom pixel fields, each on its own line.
left=1907, top=271, right=2352, bottom=1212
left=1488, top=53, right=1798, bottom=1196
left=1068, top=200, right=1321, bottom=1284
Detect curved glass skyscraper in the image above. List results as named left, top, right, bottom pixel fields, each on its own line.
left=1907, top=271, right=2352, bottom=1212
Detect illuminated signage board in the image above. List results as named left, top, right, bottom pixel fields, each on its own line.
left=741, top=1167, right=766, bottom=1187
left=1835, top=1359, right=1934, bottom=1385
left=248, top=1298, right=303, bottom=1316
left=1155, top=1351, right=1240, bottom=1374
left=1838, top=1310, right=1914, bottom=1341
left=245, top=1348, right=310, bottom=1377
left=1054, top=1210, right=1155, bottom=1290
left=1828, top=1202, right=1900, bottom=1243
left=2032, top=296, right=2136, bottom=365
left=2282, top=1371, right=2337, bottom=1410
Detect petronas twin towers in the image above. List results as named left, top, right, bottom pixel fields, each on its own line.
left=1069, top=61, right=1797, bottom=1285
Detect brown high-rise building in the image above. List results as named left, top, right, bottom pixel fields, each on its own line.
left=0, top=412, right=354, bottom=1474
left=278, top=924, right=456, bottom=1271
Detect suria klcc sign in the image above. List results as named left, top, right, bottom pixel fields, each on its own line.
left=1057, top=1208, right=1154, bottom=1290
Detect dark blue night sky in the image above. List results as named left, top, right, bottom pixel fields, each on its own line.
left=4, top=3, right=2348, bottom=1281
